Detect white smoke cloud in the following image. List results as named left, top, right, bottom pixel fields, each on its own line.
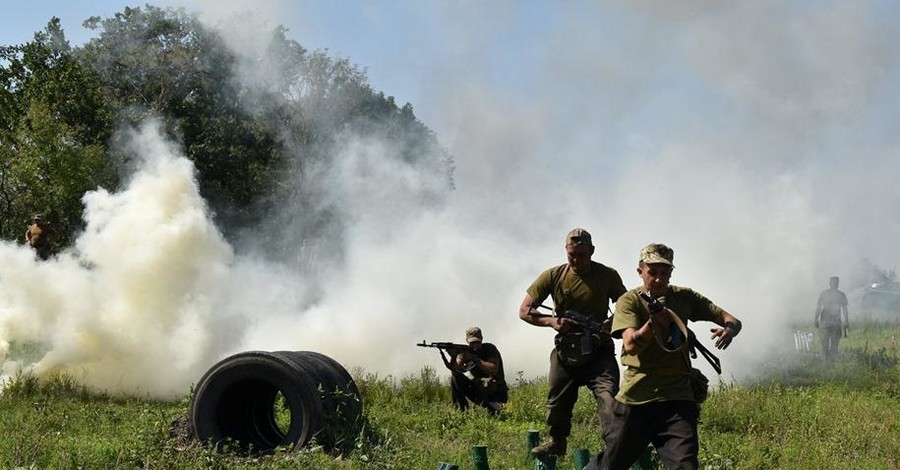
left=411, top=1, right=900, bottom=379
left=0, top=121, right=239, bottom=398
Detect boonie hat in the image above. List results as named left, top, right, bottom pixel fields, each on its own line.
left=465, top=326, right=483, bottom=343
left=565, top=228, right=592, bottom=246
left=640, top=243, right=674, bottom=266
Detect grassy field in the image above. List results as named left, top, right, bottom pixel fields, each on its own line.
left=1, top=322, right=897, bottom=470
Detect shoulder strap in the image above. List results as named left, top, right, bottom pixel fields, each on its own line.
left=648, top=289, right=723, bottom=374
left=552, top=264, right=570, bottom=313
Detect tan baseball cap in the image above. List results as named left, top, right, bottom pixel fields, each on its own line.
left=465, top=326, right=483, bottom=343
left=640, top=243, right=674, bottom=266
left=565, top=228, right=592, bottom=246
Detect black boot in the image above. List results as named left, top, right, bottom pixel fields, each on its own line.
left=531, top=436, right=567, bottom=456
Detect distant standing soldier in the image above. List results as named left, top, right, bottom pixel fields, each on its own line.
left=24, top=215, right=57, bottom=260
left=814, top=276, right=849, bottom=362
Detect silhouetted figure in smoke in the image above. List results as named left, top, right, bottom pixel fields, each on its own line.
left=814, top=276, right=849, bottom=362
left=449, top=327, right=508, bottom=415
left=24, top=215, right=57, bottom=260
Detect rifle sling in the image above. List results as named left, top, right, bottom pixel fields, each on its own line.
left=657, top=304, right=723, bottom=375
left=688, top=330, right=722, bottom=374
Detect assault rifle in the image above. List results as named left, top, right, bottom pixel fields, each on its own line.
left=417, top=341, right=476, bottom=371
left=638, top=291, right=722, bottom=374
left=526, top=304, right=611, bottom=337
left=527, top=305, right=612, bottom=361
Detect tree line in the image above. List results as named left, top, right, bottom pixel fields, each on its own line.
left=0, top=5, right=453, bottom=258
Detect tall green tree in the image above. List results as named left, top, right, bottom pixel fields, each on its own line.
left=77, top=6, right=453, bottom=258
left=2, top=6, right=454, bottom=263
left=79, top=6, right=281, bottom=224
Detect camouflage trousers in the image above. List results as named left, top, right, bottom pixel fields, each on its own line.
left=545, top=345, right=619, bottom=440
left=450, top=371, right=507, bottom=414
left=588, top=400, right=700, bottom=470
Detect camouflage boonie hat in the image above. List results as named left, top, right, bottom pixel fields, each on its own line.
left=565, top=228, right=592, bottom=247
left=465, top=326, right=483, bottom=343
left=640, top=243, right=674, bottom=266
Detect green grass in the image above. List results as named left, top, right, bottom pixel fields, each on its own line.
left=1, top=322, right=898, bottom=469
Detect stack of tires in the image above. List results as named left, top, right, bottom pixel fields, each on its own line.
left=189, top=350, right=363, bottom=454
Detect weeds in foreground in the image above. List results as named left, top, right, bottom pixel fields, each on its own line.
left=1, top=322, right=898, bottom=469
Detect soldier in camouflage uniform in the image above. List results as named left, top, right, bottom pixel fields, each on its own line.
left=814, top=276, right=849, bottom=362
left=519, top=228, right=626, bottom=457
left=588, top=243, right=742, bottom=470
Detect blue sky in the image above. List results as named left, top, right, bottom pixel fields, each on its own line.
left=1, top=1, right=569, bottom=114
left=1, top=1, right=421, bottom=106
left=1, top=2, right=600, bottom=123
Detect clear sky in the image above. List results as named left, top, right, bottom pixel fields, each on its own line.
left=3, top=1, right=900, bottom=387
left=3, top=0, right=536, bottom=113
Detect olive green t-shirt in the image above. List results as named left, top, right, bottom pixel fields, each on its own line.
left=526, top=262, right=626, bottom=321
left=612, top=286, right=725, bottom=405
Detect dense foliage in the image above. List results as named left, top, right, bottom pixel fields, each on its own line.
left=1, top=6, right=453, bottom=258
left=0, top=19, right=115, bottom=246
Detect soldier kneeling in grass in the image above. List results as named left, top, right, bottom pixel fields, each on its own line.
left=449, top=327, right=509, bottom=415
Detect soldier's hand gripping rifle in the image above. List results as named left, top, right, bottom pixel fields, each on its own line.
left=527, top=304, right=610, bottom=336
left=417, top=341, right=477, bottom=371
left=638, top=291, right=722, bottom=374
left=527, top=305, right=612, bottom=359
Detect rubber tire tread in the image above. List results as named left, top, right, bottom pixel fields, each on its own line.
left=274, top=351, right=363, bottom=448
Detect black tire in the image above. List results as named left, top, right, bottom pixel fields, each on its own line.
left=189, top=350, right=362, bottom=454
left=275, top=351, right=363, bottom=450
left=189, top=351, right=321, bottom=454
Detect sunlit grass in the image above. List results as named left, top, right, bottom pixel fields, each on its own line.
left=1, top=321, right=897, bottom=469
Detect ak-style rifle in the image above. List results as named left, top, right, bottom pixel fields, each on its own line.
left=417, top=340, right=476, bottom=371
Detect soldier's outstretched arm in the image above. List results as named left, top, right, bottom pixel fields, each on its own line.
left=709, top=311, right=742, bottom=350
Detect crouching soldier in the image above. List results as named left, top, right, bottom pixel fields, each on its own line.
left=450, top=327, right=509, bottom=415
